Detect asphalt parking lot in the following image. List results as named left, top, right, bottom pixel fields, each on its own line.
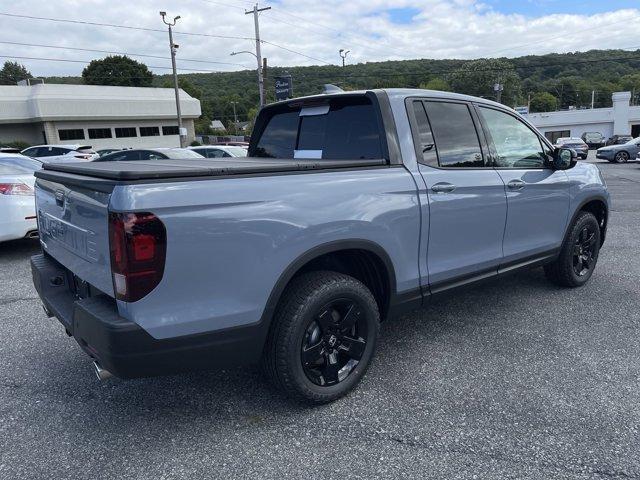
left=1, top=153, right=638, bottom=480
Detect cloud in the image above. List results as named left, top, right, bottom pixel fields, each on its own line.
left=0, top=0, right=637, bottom=76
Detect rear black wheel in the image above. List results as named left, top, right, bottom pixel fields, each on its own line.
left=262, top=271, right=379, bottom=404
left=544, top=211, right=601, bottom=287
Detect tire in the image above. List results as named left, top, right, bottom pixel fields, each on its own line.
left=544, top=211, right=601, bottom=288
left=613, top=151, right=629, bottom=163
left=262, top=271, right=380, bottom=404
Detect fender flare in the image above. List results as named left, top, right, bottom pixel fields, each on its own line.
left=257, top=239, right=398, bottom=330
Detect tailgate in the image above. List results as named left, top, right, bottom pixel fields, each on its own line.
left=35, top=177, right=114, bottom=296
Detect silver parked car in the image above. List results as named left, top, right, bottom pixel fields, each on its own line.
left=596, top=136, right=640, bottom=163
left=188, top=145, right=248, bottom=158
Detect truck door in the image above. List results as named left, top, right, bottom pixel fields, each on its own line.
left=409, top=99, right=508, bottom=291
left=474, top=105, right=570, bottom=266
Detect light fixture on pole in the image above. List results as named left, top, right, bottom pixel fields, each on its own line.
left=339, top=49, right=350, bottom=67
left=160, top=11, right=185, bottom=147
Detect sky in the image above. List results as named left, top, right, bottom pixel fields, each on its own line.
left=0, top=0, right=639, bottom=77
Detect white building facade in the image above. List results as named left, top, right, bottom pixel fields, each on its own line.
left=526, top=91, right=640, bottom=143
left=0, top=83, right=201, bottom=148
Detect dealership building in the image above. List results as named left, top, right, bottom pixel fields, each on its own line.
left=526, top=91, right=640, bottom=143
left=0, top=83, right=201, bottom=148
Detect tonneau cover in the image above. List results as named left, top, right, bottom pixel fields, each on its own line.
left=37, top=157, right=387, bottom=181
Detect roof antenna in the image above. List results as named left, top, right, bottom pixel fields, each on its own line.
left=322, top=84, right=344, bottom=94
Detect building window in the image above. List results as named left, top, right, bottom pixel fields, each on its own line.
left=115, top=127, right=137, bottom=138
left=58, top=129, right=85, bottom=141
left=88, top=128, right=113, bottom=139
left=162, top=126, right=179, bottom=136
left=140, top=126, right=160, bottom=137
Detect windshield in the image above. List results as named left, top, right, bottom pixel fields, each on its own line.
left=226, top=147, right=248, bottom=157
left=625, top=137, right=638, bottom=145
left=164, top=149, right=205, bottom=159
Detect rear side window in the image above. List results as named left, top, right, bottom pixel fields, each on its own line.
left=424, top=101, right=484, bottom=168
left=252, top=97, right=383, bottom=160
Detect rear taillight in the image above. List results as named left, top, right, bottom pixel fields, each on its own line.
left=0, top=183, right=34, bottom=196
left=108, top=212, right=166, bottom=302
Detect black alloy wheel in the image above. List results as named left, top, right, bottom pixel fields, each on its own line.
left=573, top=225, right=598, bottom=277
left=301, top=299, right=368, bottom=386
left=262, top=271, right=380, bottom=404
left=544, top=211, right=601, bottom=288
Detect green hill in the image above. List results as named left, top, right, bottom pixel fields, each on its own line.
left=45, top=48, right=640, bottom=133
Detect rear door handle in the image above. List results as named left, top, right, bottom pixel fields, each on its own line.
left=431, top=182, right=456, bottom=193
left=507, top=179, right=525, bottom=190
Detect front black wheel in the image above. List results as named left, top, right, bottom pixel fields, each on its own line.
left=262, top=271, right=380, bottom=404
left=544, top=211, right=601, bottom=287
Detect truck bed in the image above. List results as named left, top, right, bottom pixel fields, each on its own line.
left=36, top=157, right=387, bottom=182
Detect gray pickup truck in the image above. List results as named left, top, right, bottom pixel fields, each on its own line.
left=31, top=89, right=609, bottom=403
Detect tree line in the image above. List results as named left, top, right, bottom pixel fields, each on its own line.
left=2, top=48, right=639, bottom=134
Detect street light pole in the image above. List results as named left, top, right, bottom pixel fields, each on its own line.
left=339, top=49, right=350, bottom=67
left=245, top=3, right=270, bottom=107
left=160, top=11, right=184, bottom=147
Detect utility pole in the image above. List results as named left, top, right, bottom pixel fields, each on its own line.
left=591, top=90, right=595, bottom=109
left=245, top=3, right=270, bottom=107
left=339, top=49, right=350, bottom=67
left=230, top=101, right=238, bottom=135
left=160, top=11, right=184, bottom=147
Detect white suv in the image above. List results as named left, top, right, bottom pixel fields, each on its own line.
left=21, top=144, right=98, bottom=163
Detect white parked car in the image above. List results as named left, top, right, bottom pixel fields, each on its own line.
left=21, top=144, right=99, bottom=163
left=188, top=145, right=248, bottom=158
left=0, top=154, right=41, bottom=242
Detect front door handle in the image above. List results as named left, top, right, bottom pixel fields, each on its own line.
left=431, top=182, right=456, bottom=193
left=507, top=179, right=526, bottom=190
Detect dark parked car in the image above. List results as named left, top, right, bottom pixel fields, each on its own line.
left=555, top=137, right=588, bottom=159
left=605, top=135, right=633, bottom=146
left=94, top=148, right=204, bottom=162
left=581, top=132, right=605, bottom=149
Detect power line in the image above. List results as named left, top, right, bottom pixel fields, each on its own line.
left=0, top=12, right=255, bottom=41
left=0, top=55, right=235, bottom=73
left=261, top=40, right=332, bottom=65
left=0, top=41, right=249, bottom=67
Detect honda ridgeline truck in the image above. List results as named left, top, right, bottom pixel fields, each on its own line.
left=31, top=89, right=609, bottom=403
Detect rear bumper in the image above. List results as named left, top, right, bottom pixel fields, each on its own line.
left=31, top=253, right=266, bottom=379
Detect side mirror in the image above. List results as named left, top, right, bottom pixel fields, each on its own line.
left=552, top=147, right=578, bottom=170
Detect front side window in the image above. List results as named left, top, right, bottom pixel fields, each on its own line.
left=479, top=107, right=546, bottom=168
left=424, top=101, right=484, bottom=168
